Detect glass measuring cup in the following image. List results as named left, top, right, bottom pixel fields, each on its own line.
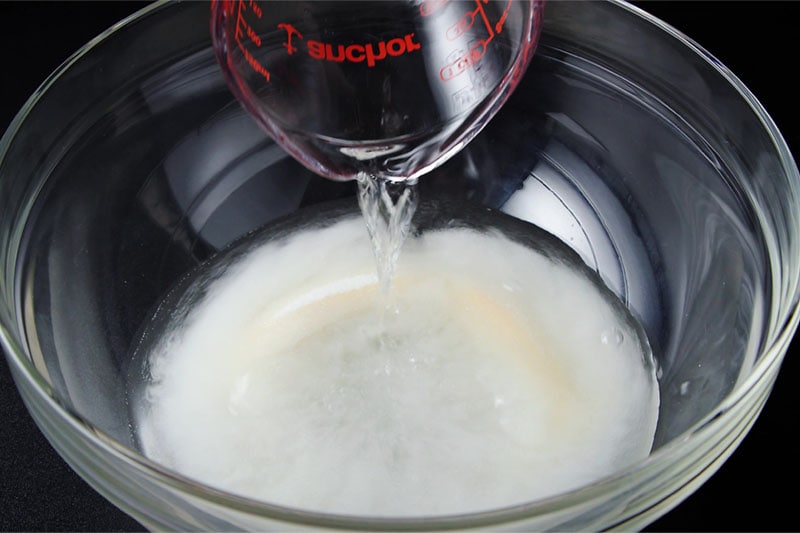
left=210, top=0, right=544, bottom=182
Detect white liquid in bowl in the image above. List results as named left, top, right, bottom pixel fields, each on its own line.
left=134, top=216, right=659, bottom=516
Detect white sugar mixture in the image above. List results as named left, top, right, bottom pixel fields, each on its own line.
left=135, top=217, right=659, bottom=516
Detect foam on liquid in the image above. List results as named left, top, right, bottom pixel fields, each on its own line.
left=135, top=217, right=659, bottom=516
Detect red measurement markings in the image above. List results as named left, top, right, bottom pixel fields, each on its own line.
left=234, top=0, right=270, bottom=82
left=248, top=0, right=262, bottom=18
left=221, top=0, right=235, bottom=17
left=440, top=0, right=511, bottom=81
left=278, top=23, right=303, bottom=55
left=445, top=0, right=486, bottom=40
left=495, top=0, right=512, bottom=33
left=419, top=0, right=450, bottom=17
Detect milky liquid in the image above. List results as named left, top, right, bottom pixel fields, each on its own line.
left=132, top=211, right=660, bottom=517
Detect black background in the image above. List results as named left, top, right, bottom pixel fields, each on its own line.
left=0, top=2, right=797, bottom=531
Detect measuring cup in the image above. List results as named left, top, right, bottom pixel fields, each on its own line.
left=211, top=0, right=544, bottom=182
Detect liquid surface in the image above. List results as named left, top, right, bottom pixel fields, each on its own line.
left=134, top=216, right=659, bottom=516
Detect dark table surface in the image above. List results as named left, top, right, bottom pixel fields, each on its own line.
left=1, top=2, right=798, bottom=531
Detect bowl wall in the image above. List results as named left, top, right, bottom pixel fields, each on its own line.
left=1, top=1, right=798, bottom=530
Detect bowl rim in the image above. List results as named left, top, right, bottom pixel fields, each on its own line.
left=1, top=0, right=799, bottom=529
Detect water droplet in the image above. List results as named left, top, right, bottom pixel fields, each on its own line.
left=600, top=328, right=624, bottom=346
left=679, top=381, right=690, bottom=396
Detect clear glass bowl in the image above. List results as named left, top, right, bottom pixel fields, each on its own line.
left=1, top=1, right=798, bottom=530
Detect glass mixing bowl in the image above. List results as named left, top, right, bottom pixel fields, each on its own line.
left=1, top=0, right=798, bottom=530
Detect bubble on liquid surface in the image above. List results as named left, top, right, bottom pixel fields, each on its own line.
left=133, top=215, right=660, bottom=517
left=601, top=327, right=625, bottom=346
